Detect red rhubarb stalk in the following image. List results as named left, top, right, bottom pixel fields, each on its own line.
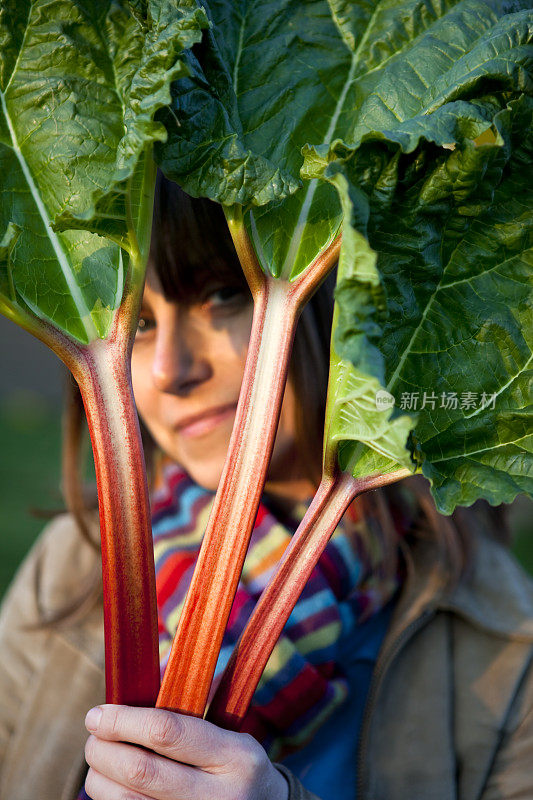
left=72, top=322, right=160, bottom=705
left=207, top=466, right=411, bottom=728
left=6, top=162, right=161, bottom=705
left=68, top=163, right=160, bottom=705
left=157, top=212, right=341, bottom=715
left=11, top=301, right=161, bottom=706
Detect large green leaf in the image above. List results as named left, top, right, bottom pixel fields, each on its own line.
left=157, top=0, right=531, bottom=282
left=155, top=0, right=532, bottom=510
left=157, top=0, right=354, bottom=278
left=0, top=0, right=207, bottom=343
left=317, top=93, right=532, bottom=512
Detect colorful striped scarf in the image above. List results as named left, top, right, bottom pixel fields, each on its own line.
left=151, top=464, right=413, bottom=761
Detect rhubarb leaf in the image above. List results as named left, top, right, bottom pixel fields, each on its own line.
left=319, top=93, right=532, bottom=513
left=156, top=0, right=351, bottom=277
left=158, top=0, right=531, bottom=283
left=319, top=177, right=417, bottom=479
left=0, top=0, right=207, bottom=343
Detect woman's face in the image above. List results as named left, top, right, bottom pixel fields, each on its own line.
left=131, top=265, right=299, bottom=491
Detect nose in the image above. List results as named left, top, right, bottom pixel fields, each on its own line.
left=151, top=311, right=212, bottom=394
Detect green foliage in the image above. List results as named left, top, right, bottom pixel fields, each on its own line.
left=1, top=0, right=531, bottom=515
left=0, top=0, right=207, bottom=343
left=157, top=0, right=532, bottom=512
left=157, top=0, right=350, bottom=279
left=317, top=94, right=532, bottom=512
left=157, top=0, right=532, bottom=287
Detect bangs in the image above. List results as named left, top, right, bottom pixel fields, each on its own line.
left=149, top=171, right=249, bottom=302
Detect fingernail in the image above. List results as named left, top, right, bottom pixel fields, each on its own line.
left=85, top=707, right=103, bottom=732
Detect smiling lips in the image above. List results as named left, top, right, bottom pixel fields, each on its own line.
left=176, top=403, right=238, bottom=438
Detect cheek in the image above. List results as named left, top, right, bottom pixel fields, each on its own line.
left=213, top=343, right=248, bottom=391
left=130, top=347, right=155, bottom=421
left=210, top=311, right=252, bottom=386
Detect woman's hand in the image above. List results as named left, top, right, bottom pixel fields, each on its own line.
left=83, top=704, right=289, bottom=800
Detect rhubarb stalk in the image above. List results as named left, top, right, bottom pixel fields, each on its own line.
left=207, top=466, right=410, bottom=728
left=1, top=144, right=161, bottom=704
left=156, top=212, right=341, bottom=715
left=71, top=307, right=160, bottom=706
left=6, top=279, right=161, bottom=705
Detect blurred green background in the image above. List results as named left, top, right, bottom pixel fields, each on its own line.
left=0, top=314, right=65, bottom=598
left=0, top=315, right=532, bottom=600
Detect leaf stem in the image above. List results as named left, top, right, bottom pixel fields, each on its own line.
left=291, top=232, right=342, bottom=304
left=157, top=277, right=299, bottom=714
left=127, top=150, right=157, bottom=278
left=157, top=220, right=341, bottom=716
left=207, top=466, right=410, bottom=728
left=224, top=205, right=265, bottom=295
left=48, top=271, right=160, bottom=707
left=4, top=303, right=160, bottom=704
left=72, top=334, right=160, bottom=705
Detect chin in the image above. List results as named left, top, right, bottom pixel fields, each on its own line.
left=184, top=460, right=224, bottom=492
left=171, top=420, right=235, bottom=491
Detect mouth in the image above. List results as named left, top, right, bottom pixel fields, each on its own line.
left=175, top=403, right=238, bottom=439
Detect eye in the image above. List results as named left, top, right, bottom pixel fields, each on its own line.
left=204, top=286, right=249, bottom=309
left=136, top=314, right=156, bottom=335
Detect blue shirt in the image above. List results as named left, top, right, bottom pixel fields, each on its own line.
left=280, top=599, right=395, bottom=800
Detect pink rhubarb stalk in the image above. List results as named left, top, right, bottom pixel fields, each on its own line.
left=207, top=466, right=411, bottom=728
left=157, top=217, right=341, bottom=715
left=12, top=265, right=160, bottom=707
left=70, top=298, right=160, bottom=705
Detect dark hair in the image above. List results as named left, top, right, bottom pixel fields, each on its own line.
left=53, top=173, right=509, bottom=625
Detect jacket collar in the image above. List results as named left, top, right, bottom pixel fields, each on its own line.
left=443, top=531, right=533, bottom=640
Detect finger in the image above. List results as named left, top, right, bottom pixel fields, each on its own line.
left=85, top=766, right=153, bottom=800
left=84, top=735, right=217, bottom=800
left=85, top=704, right=255, bottom=770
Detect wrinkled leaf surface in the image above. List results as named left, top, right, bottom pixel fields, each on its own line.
left=0, top=0, right=207, bottom=342
left=319, top=94, right=532, bottom=512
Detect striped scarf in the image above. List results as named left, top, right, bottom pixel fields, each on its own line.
left=152, top=464, right=412, bottom=761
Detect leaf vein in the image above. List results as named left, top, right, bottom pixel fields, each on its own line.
left=431, top=432, right=532, bottom=463
left=0, top=89, right=98, bottom=340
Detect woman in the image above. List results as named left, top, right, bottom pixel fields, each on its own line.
left=1, top=177, right=532, bottom=800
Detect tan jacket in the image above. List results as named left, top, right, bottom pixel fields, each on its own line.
left=1, top=513, right=533, bottom=800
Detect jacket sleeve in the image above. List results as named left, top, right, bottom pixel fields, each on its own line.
left=0, top=514, right=105, bottom=800
left=480, top=648, right=533, bottom=800
left=0, top=522, right=51, bottom=770
left=275, top=764, right=322, bottom=800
